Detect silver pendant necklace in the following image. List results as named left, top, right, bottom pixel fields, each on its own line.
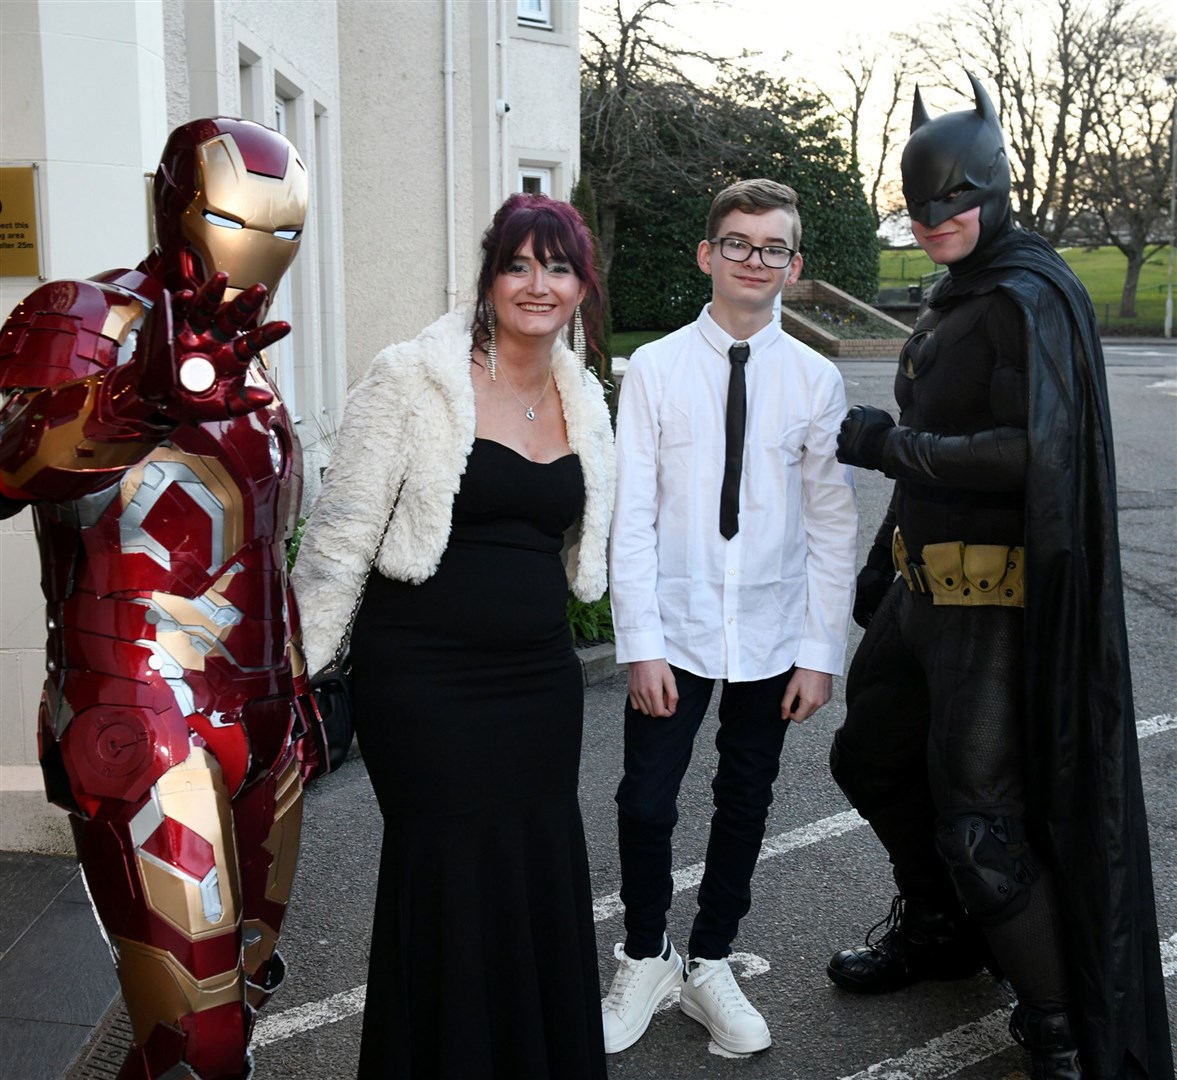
left=501, top=367, right=552, bottom=421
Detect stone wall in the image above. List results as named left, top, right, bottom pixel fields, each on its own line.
left=780, top=280, right=909, bottom=358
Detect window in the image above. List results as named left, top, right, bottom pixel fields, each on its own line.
left=269, top=95, right=299, bottom=421
left=518, top=166, right=552, bottom=195
left=517, top=0, right=551, bottom=29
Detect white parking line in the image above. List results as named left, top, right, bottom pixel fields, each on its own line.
left=840, top=933, right=1177, bottom=1080
left=253, top=714, right=1176, bottom=1053
left=253, top=985, right=366, bottom=1048
left=839, top=1007, right=1015, bottom=1080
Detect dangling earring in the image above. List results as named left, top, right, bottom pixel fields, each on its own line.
left=486, top=306, right=497, bottom=381
left=573, top=305, right=586, bottom=369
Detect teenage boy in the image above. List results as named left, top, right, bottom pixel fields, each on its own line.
left=603, top=178, right=857, bottom=1055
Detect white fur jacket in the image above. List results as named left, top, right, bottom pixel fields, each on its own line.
left=293, top=309, right=615, bottom=674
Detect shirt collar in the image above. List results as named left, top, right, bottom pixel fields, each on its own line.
left=697, top=304, right=782, bottom=362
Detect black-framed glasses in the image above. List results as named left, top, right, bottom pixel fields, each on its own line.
left=709, top=236, right=797, bottom=269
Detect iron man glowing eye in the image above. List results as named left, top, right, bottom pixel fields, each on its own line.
left=203, top=211, right=244, bottom=230
left=273, top=229, right=301, bottom=241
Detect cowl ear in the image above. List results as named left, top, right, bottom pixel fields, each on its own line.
left=911, top=86, right=931, bottom=132
left=968, top=70, right=998, bottom=123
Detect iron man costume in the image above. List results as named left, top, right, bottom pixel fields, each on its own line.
left=0, top=118, right=315, bottom=1080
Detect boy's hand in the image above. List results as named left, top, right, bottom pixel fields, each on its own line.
left=628, top=659, right=679, bottom=718
left=781, top=667, right=832, bottom=724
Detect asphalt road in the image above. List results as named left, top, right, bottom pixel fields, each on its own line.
left=252, top=343, right=1176, bottom=1079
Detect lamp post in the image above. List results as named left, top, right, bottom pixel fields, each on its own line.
left=1166, top=74, right=1176, bottom=339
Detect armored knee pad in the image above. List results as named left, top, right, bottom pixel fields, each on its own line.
left=936, top=813, right=1038, bottom=926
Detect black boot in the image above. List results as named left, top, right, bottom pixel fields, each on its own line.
left=1009, top=1005, right=1082, bottom=1079
left=827, top=895, right=987, bottom=993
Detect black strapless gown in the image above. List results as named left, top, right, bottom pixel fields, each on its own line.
left=348, top=438, right=606, bottom=1079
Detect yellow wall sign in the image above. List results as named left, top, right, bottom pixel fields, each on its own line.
left=0, top=167, right=41, bottom=277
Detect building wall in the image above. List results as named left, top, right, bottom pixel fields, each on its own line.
left=339, top=0, right=581, bottom=382
left=0, top=0, right=168, bottom=851
left=337, top=0, right=462, bottom=379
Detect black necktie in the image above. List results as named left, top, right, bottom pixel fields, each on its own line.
left=720, top=342, right=749, bottom=539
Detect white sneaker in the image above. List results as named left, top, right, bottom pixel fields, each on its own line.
left=600, top=935, right=683, bottom=1053
left=679, top=956, right=771, bottom=1054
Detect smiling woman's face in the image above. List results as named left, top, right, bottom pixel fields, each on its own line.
left=489, top=237, right=585, bottom=345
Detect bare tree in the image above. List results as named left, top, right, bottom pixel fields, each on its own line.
left=824, top=39, right=915, bottom=229
left=580, top=0, right=737, bottom=272
left=834, top=40, right=876, bottom=179
left=889, top=0, right=1176, bottom=316
left=872, top=55, right=917, bottom=229
left=1079, top=9, right=1176, bottom=316
left=899, top=0, right=1104, bottom=242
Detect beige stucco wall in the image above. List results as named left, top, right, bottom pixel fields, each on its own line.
left=338, top=1, right=469, bottom=380
left=338, top=0, right=581, bottom=384
left=0, top=0, right=168, bottom=851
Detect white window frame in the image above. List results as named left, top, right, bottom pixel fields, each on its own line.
left=518, top=166, right=553, bottom=195
left=269, top=95, right=299, bottom=422
left=516, top=0, right=552, bottom=29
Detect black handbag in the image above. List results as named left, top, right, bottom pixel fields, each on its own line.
left=306, top=660, right=355, bottom=774
left=303, top=493, right=399, bottom=777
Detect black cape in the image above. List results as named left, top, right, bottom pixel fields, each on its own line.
left=932, top=229, right=1172, bottom=1078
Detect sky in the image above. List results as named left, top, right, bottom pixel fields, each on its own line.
left=581, top=0, right=932, bottom=90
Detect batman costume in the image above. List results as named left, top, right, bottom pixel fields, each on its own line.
left=827, top=74, right=1172, bottom=1079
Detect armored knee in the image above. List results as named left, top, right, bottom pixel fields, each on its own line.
left=936, top=813, right=1038, bottom=926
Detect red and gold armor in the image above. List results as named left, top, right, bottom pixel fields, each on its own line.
left=0, top=118, right=314, bottom=1080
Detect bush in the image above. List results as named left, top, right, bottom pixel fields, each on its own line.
left=608, top=77, right=878, bottom=331
left=567, top=591, right=614, bottom=645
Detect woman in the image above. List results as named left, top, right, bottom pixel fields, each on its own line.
left=294, top=193, right=614, bottom=1078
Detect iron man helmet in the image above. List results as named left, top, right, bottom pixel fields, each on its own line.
left=153, top=117, right=308, bottom=313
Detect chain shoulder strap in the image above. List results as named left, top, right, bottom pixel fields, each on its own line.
left=328, top=483, right=403, bottom=670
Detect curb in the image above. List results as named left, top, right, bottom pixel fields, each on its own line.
left=578, top=641, right=621, bottom=688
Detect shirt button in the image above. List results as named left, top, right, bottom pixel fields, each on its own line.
left=728, top=569, right=735, bottom=576
left=727, top=617, right=734, bottom=625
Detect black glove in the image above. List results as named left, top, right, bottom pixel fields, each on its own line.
left=852, top=543, right=896, bottom=629
left=837, top=405, right=896, bottom=471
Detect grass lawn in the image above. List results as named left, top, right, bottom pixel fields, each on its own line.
left=611, top=329, right=669, bottom=357
left=880, top=244, right=1172, bottom=332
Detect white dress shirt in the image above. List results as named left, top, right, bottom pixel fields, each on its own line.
left=610, top=305, right=857, bottom=682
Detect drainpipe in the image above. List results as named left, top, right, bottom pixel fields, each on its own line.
left=444, top=0, right=457, bottom=311
left=498, top=0, right=510, bottom=201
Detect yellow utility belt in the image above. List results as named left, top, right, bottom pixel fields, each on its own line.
left=892, top=529, right=1025, bottom=608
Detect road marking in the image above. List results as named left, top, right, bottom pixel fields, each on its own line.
left=253, top=714, right=1175, bottom=1051
left=1137, top=713, right=1176, bottom=738
left=840, top=932, right=1177, bottom=1080
left=839, top=1007, right=1015, bottom=1080
left=1162, top=931, right=1177, bottom=978
left=253, top=985, right=366, bottom=1048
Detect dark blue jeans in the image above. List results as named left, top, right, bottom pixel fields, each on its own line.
left=615, top=665, right=792, bottom=961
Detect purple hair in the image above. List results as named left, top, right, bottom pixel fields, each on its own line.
left=472, top=193, right=605, bottom=364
